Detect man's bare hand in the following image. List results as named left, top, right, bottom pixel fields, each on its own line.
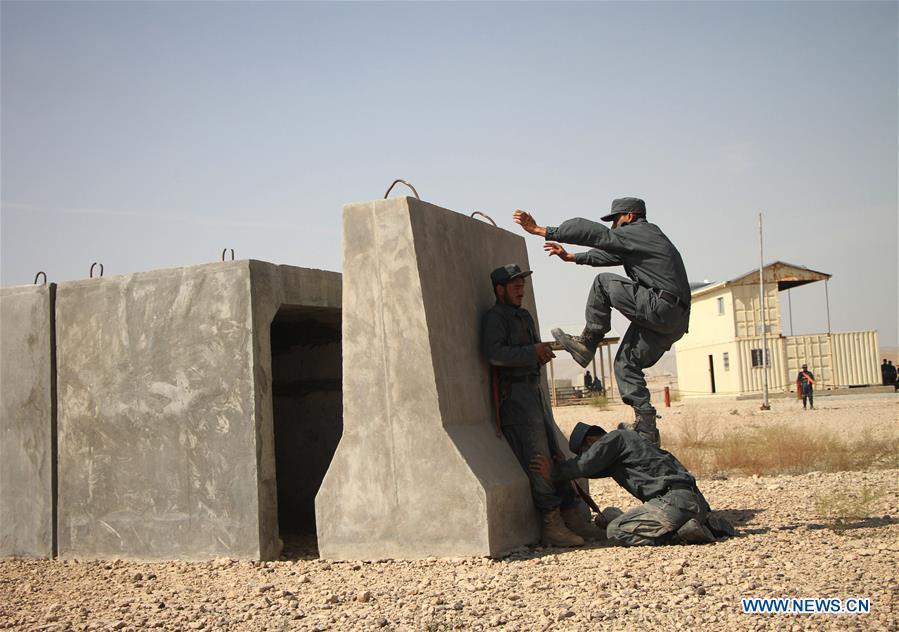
left=544, top=242, right=574, bottom=262
left=535, top=342, right=556, bottom=365
left=513, top=210, right=547, bottom=237
left=529, top=454, right=552, bottom=480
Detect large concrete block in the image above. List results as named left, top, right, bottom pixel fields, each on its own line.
left=1, top=283, right=56, bottom=558
left=317, top=197, right=550, bottom=559
left=56, top=261, right=341, bottom=560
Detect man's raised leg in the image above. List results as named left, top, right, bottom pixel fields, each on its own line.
left=552, top=273, right=636, bottom=368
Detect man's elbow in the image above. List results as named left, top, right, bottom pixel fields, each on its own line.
left=485, top=349, right=510, bottom=367
left=488, top=355, right=517, bottom=368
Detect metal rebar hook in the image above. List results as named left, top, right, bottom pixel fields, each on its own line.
left=90, top=262, right=104, bottom=278
left=470, top=211, right=497, bottom=226
left=222, top=248, right=235, bottom=261
left=383, top=179, right=421, bottom=200
left=34, top=271, right=48, bottom=285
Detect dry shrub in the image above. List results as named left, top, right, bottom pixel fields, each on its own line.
left=663, top=412, right=716, bottom=475
left=590, top=393, right=610, bottom=410
left=668, top=424, right=899, bottom=478
left=814, top=485, right=884, bottom=525
left=672, top=412, right=713, bottom=449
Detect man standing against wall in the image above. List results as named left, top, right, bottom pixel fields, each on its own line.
left=513, top=198, right=691, bottom=445
left=482, top=264, right=601, bottom=546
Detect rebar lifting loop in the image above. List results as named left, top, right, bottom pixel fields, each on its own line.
left=34, top=271, right=48, bottom=285
left=90, top=262, right=104, bottom=278
left=470, top=211, right=497, bottom=226
left=222, top=248, right=235, bottom=261
left=383, top=179, right=420, bottom=200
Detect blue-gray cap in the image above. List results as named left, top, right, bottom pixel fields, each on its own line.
left=490, top=263, right=533, bottom=286
left=600, top=197, right=646, bottom=222
left=569, top=422, right=606, bottom=452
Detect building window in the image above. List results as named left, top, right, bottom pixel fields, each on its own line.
left=717, top=297, right=725, bottom=315
left=723, top=352, right=730, bottom=371
left=750, top=348, right=770, bottom=368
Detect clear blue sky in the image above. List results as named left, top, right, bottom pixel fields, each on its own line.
left=2, top=1, right=896, bottom=346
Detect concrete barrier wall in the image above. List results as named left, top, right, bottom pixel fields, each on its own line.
left=56, top=263, right=260, bottom=559
left=4, top=201, right=559, bottom=561
left=316, top=197, right=547, bottom=559
left=55, top=261, right=341, bottom=560
left=0, top=284, right=56, bottom=558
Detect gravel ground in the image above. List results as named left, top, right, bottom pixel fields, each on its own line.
left=2, top=395, right=897, bottom=631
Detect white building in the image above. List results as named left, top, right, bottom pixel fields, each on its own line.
left=675, top=261, right=880, bottom=396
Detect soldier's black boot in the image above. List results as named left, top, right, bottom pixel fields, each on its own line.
left=550, top=327, right=603, bottom=368
left=624, top=410, right=660, bottom=446
left=674, top=518, right=715, bottom=544
left=706, top=513, right=737, bottom=538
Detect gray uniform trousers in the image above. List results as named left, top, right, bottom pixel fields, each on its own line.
left=585, top=273, right=690, bottom=413
left=606, top=488, right=710, bottom=546
left=500, top=382, right=576, bottom=513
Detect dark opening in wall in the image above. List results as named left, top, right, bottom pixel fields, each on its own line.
left=270, top=305, right=342, bottom=553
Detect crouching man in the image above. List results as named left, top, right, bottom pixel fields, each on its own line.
left=531, top=422, right=734, bottom=546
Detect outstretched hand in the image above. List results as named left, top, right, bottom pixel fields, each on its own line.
left=544, top=242, right=574, bottom=262
left=529, top=454, right=552, bottom=480
left=513, top=210, right=547, bottom=237
left=535, top=342, right=556, bottom=365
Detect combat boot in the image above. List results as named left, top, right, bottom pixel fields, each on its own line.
left=560, top=506, right=607, bottom=541
left=600, top=506, right=624, bottom=524
left=633, top=410, right=661, bottom=446
left=706, top=513, right=736, bottom=538
left=550, top=327, right=603, bottom=368
left=541, top=509, right=585, bottom=547
left=674, top=518, right=715, bottom=544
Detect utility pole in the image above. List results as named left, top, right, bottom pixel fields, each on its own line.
left=787, top=288, right=794, bottom=336
left=759, top=213, right=771, bottom=410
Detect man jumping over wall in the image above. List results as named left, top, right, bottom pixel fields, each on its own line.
left=513, top=198, right=691, bottom=445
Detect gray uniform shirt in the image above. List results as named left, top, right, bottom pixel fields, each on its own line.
left=545, top=217, right=692, bottom=305
left=482, top=302, right=550, bottom=428
left=482, top=302, right=540, bottom=377
left=552, top=428, right=697, bottom=502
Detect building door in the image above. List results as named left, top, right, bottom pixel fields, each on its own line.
left=708, top=354, right=716, bottom=393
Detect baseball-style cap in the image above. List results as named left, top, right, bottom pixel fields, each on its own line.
left=568, top=422, right=607, bottom=453
left=490, top=264, right=533, bottom=286
left=600, top=197, right=647, bottom=222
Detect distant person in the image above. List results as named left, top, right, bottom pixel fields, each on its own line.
left=482, top=264, right=601, bottom=547
left=881, top=359, right=891, bottom=386
left=888, top=361, right=898, bottom=392
left=796, top=363, right=815, bottom=410
left=584, top=370, right=594, bottom=390
left=530, top=422, right=735, bottom=546
left=513, top=198, right=691, bottom=446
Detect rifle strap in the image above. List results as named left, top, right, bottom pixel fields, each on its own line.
left=491, top=366, right=502, bottom=438
left=573, top=480, right=600, bottom=514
